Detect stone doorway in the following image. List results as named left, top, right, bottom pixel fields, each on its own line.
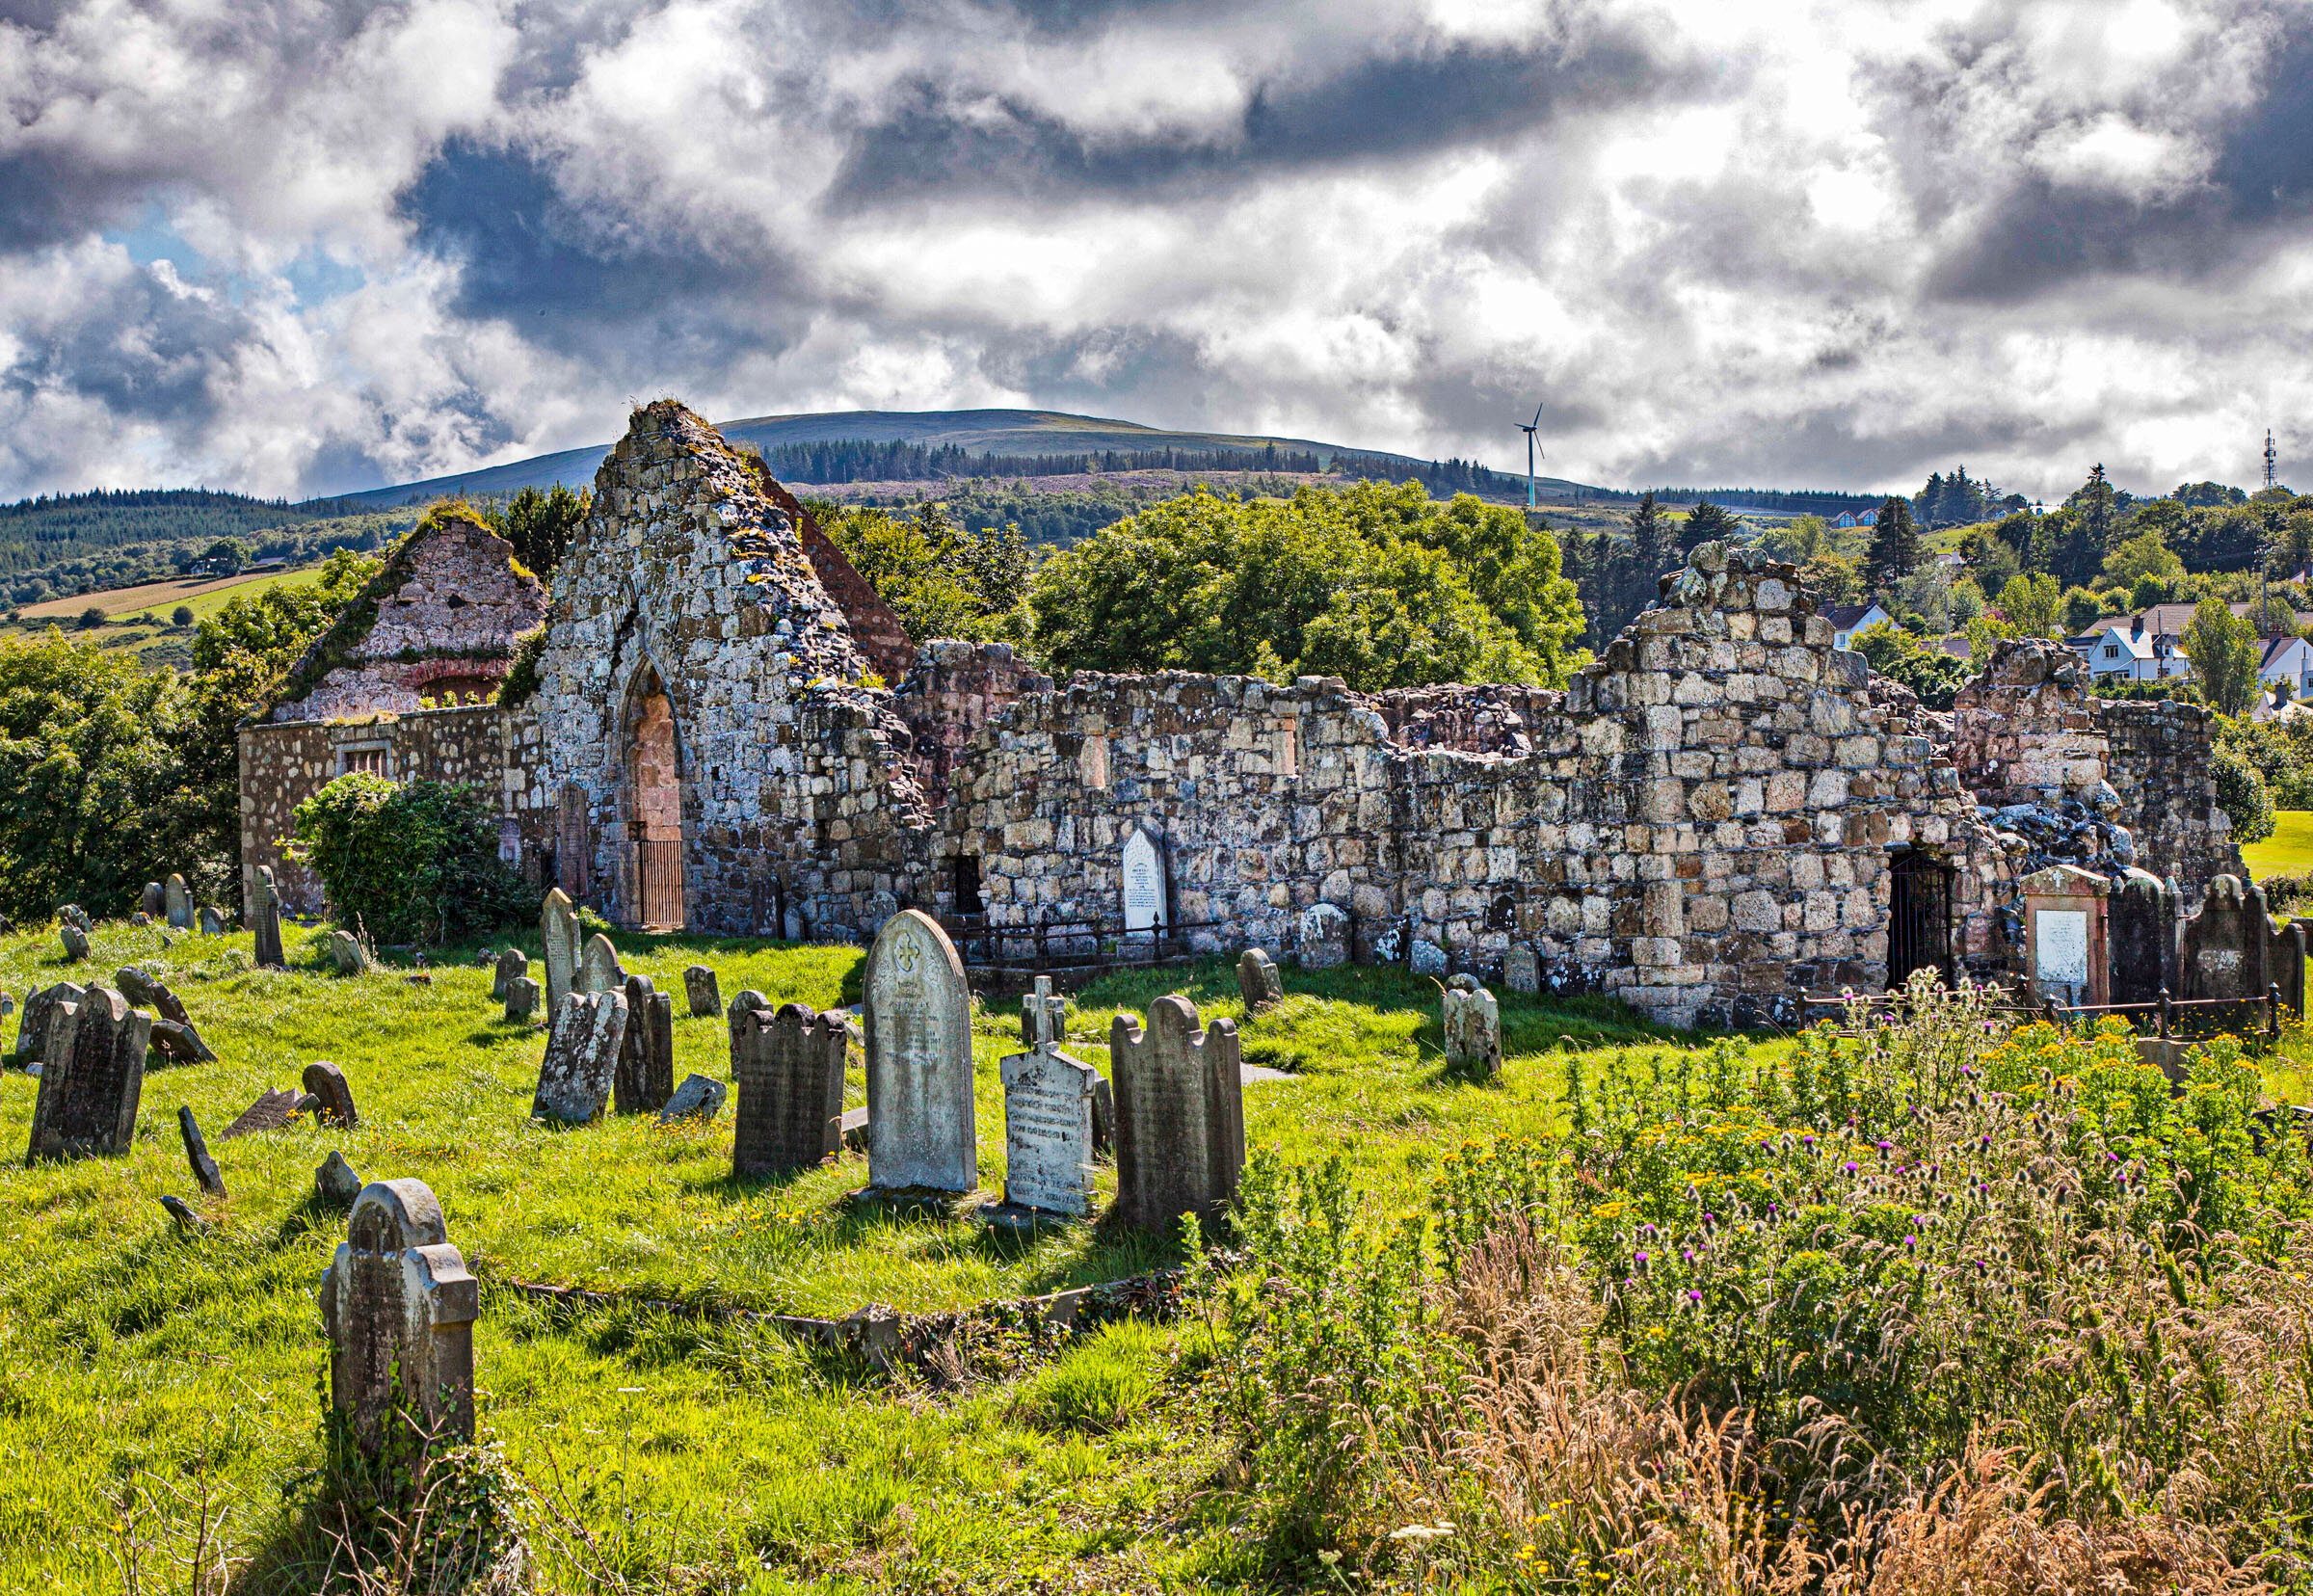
left=1888, top=850, right=1954, bottom=988
left=626, top=670, right=684, bottom=930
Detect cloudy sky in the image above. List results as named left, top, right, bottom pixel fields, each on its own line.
left=2, top=0, right=2310, bottom=502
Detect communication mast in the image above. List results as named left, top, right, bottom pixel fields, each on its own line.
left=2268, top=429, right=2279, bottom=492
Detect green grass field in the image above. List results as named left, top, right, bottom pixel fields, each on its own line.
left=0, top=918, right=1673, bottom=1591
left=2246, top=809, right=2313, bottom=878
left=1, top=567, right=328, bottom=670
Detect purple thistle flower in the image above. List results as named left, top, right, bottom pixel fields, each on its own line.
left=1842, top=1161, right=1859, bottom=1174
left=1688, top=1290, right=1703, bottom=1303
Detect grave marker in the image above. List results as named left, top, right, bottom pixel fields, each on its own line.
left=164, top=874, right=193, bottom=931
left=178, top=1106, right=224, bottom=1197
left=1122, top=827, right=1167, bottom=935
left=1502, top=944, right=1540, bottom=996
left=540, top=890, right=578, bottom=1010
left=2107, top=869, right=2175, bottom=1005
left=2180, top=875, right=2268, bottom=1004
left=199, top=906, right=226, bottom=936
left=141, top=883, right=166, bottom=919
left=318, top=928, right=368, bottom=974
left=1110, top=996, right=1244, bottom=1233
left=26, top=987, right=149, bottom=1161
left=318, top=1179, right=477, bottom=1460
left=683, top=965, right=721, bottom=1019
left=504, top=976, right=540, bottom=1023
left=532, top=992, right=628, bottom=1124
left=1021, top=975, right=1066, bottom=1049
left=1236, top=948, right=1284, bottom=1012
left=60, top=924, right=88, bottom=963
left=315, top=1151, right=362, bottom=1207
left=1299, top=902, right=1349, bottom=970
left=1442, top=979, right=1502, bottom=1077
left=252, top=866, right=285, bottom=969
left=657, top=1074, right=727, bottom=1125
left=492, top=948, right=528, bottom=1001
left=2022, top=864, right=2110, bottom=1007
left=731, top=998, right=848, bottom=1177
left=222, top=1086, right=304, bottom=1138
left=578, top=933, right=625, bottom=996
left=863, top=910, right=976, bottom=1192
left=614, top=974, right=675, bottom=1114
left=13, top=981, right=82, bottom=1062
left=999, top=1046, right=1100, bottom=1216
left=302, top=1061, right=359, bottom=1128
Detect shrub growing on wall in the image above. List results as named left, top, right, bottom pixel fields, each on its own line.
left=292, top=774, right=530, bottom=944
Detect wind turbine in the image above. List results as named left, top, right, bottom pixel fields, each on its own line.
left=1518, top=403, right=1543, bottom=510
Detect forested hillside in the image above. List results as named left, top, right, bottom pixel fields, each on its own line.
left=0, top=489, right=401, bottom=608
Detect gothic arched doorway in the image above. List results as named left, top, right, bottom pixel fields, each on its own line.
left=627, top=670, right=685, bottom=930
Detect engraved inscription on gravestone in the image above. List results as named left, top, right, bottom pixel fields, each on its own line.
left=2037, top=911, right=2088, bottom=988
left=532, top=991, right=629, bottom=1124
left=540, top=890, right=579, bottom=1011
left=863, top=910, right=976, bottom=1192
left=731, top=998, right=848, bottom=1177
left=1121, top=828, right=1166, bottom=935
left=26, top=987, right=150, bottom=1160
left=1110, top=995, right=1244, bottom=1233
left=319, top=1179, right=476, bottom=1460
left=999, top=1046, right=1099, bottom=1216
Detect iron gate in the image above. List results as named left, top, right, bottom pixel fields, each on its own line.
left=637, top=838, right=684, bottom=930
left=1888, top=851, right=1954, bottom=986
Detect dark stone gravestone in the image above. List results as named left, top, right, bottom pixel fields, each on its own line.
left=148, top=1019, right=218, bottom=1067
left=492, top=948, right=528, bottom=1001
left=252, top=866, right=285, bottom=970
left=60, top=924, right=89, bottom=963
left=577, top=933, right=625, bottom=996
left=532, top=991, right=627, bottom=1124
left=319, top=1179, right=477, bottom=1460
left=302, top=1061, right=359, bottom=1128
left=178, top=1106, right=225, bottom=1197
left=863, top=911, right=976, bottom=1192
left=315, top=1151, right=362, bottom=1207
left=540, top=889, right=578, bottom=1010
left=1502, top=944, right=1541, bottom=996
left=116, top=967, right=190, bottom=1026
left=26, top=987, right=149, bottom=1160
left=222, top=1086, right=304, bottom=1138
left=1110, top=996, right=1245, bottom=1233
left=2266, top=916, right=2306, bottom=1017
left=732, top=997, right=848, bottom=1178
left=13, top=981, right=83, bottom=1062
left=614, top=974, right=675, bottom=1114
left=657, top=1073, right=727, bottom=1125
left=164, top=874, right=193, bottom=932
left=2180, top=875, right=2268, bottom=1003
left=683, top=965, right=721, bottom=1019
left=1020, top=974, right=1065, bottom=1049
left=1236, top=948, right=1284, bottom=1012
left=504, top=975, right=540, bottom=1023
left=141, top=883, right=166, bottom=920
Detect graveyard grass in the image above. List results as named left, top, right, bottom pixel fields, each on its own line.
left=0, top=918, right=1665, bottom=1592
left=2244, top=808, right=2313, bottom=877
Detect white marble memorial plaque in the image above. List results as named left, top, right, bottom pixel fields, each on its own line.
left=2037, top=909, right=2088, bottom=987
left=1122, top=828, right=1166, bottom=934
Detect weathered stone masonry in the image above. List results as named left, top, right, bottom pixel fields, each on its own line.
left=235, top=403, right=2241, bottom=1027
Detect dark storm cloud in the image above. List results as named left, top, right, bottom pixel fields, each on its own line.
left=827, top=29, right=1674, bottom=206
left=2, top=263, right=258, bottom=426
left=0, top=150, right=148, bottom=252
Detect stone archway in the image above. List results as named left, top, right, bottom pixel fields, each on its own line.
left=626, top=668, right=685, bottom=930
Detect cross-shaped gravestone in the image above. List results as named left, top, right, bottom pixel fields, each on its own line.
left=613, top=974, right=674, bottom=1114
left=26, top=987, right=150, bottom=1161
left=1111, top=996, right=1244, bottom=1234
left=731, top=995, right=848, bottom=1177
left=532, top=991, right=628, bottom=1124
left=318, top=1178, right=477, bottom=1461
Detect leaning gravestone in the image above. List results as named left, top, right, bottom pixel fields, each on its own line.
left=319, top=1179, right=477, bottom=1461
left=222, top=1086, right=305, bottom=1138
left=318, top=928, right=368, bottom=974
left=57, top=904, right=89, bottom=932
left=302, top=1061, right=359, bottom=1128
left=863, top=910, right=977, bottom=1192
left=26, top=988, right=150, bottom=1161
left=1443, top=979, right=1502, bottom=1077
left=2268, top=916, right=2307, bottom=1017
left=731, top=997, right=848, bottom=1177
left=252, top=866, right=285, bottom=969
left=492, top=947, right=528, bottom=1001
left=1502, top=944, right=1540, bottom=996
left=178, top=1106, right=225, bottom=1197
left=683, top=965, right=721, bottom=1019
left=164, top=874, right=193, bottom=932
left=2108, top=868, right=2175, bottom=1005
left=1236, top=948, right=1284, bottom=1012
left=116, top=967, right=190, bottom=1025
left=198, top=906, right=226, bottom=936
left=141, top=883, right=166, bottom=920
left=504, top=975, right=541, bottom=1023
left=614, top=974, right=675, bottom=1114
left=60, top=923, right=89, bottom=963
left=1110, top=996, right=1245, bottom=1233
left=13, top=981, right=82, bottom=1062
left=1021, top=974, right=1066, bottom=1049
left=540, top=890, right=579, bottom=1010
left=314, top=1151, right=363, bottom=1207
left=998, top=1045, right=1100, bottom=1217
left=147, top=1018, right=219, bottom=1067
left=577, top=933, right=625, bottom=996
left=532, top=992, right=628, bottom=1124
left=657, top=1073, right=727, bottom=1125
left=1299, top=902, right=1350, bottom=971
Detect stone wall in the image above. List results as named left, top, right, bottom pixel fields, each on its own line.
left=238, top=705, right=547, bottom=919
left=893, top=641, right=1052, bottom=811
left=272, top=514, right=546, bottom=723
left=2098, top=698, right=2242, bottom=896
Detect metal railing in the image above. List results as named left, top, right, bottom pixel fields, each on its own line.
left=939, top=912, right=1226, bottom=976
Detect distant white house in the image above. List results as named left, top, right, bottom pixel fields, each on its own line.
left=2262, top=634, right=2313, bottom=698
left=2068, top=616, right=2184, bottom=681
left=1825, top=601, right=1894, bottom=651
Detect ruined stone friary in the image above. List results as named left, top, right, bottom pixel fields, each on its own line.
left=237, top=401, right=2243, bottom=1028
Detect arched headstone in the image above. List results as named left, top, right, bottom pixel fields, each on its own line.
left=318, top=1179, right=476, bottom=1460
left=540, top=890, right=578, bottom=1010
left=1122, top=828, right=1166, bottom=935
left=1110, top=996, right=1244, bottom=1233
left=863, top=910, right=976, bottom=1192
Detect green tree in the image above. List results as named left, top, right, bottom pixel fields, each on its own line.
left=1849, top=621, right=1968, bottom=710
left=2102, top=529, right=2183, bottom=590
left=202, top=537, right=249, bottom=573
left=1027, top=482, right=1584, bottom=690
left=491, top=484, right=589, bottom=580
left=2183, top=597, right=2260, bottom=716
left=819, top=501, right=1034, bottom=647
left=291, top=774, right=532, bottom=944
left=2212, top=741, right=2275, bottom=844
left=1867, top=497, right=1921, bottom=585
left=75, top=606, right=105, bottom=629
left=171, top=605, right=195, bottom=627
left=1628, top=492, right=1675, bottom=581
left=1996, top=572, right=2061, bottom=638
left=1678, top=498, right=1739, bottom=554
left=2060, top=587, right=2107, bottom=635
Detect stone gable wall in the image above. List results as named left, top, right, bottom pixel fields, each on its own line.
left=2098, top=699, right=2241, bottom=895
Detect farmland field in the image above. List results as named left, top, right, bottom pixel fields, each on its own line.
left=0, top=566, right=327, bottom=669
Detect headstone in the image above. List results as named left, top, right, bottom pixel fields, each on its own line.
left=58, top=904, right=89, bottom=932
left=252, top=866, right=285, bottom=970
left=683, top=965, right=721, bottom=1019
left=2267, top=916, right=2306, bottom=1017
left=2108, top=869, right=2176, bottom=1006
left=141, top=883, right=166, bottom=919
left=317, top=928, right=368, bottom=974
left=2022, top=864, right=2110, bottom=1006
left=504, top=975, right=540, bottom=1023
left=302, top=1061, right=359, bottom=1128
left=315, top=1151, right=362, bottom=1207
left=178, top=1106, right=225, bottom=1197
left=60, top=923, right=89, bottom=963
left=531, top=991, right=628, bottom=1124
left=1443, top=982, right=1502, bottom=1077
left=731, top=998, right=848, bottom=1176
left=492, top=948, right=528, bottom=1001
left=578, top=933, right=625, bottom=996
left=148, top=1019, right=219, bottom=1066
left=2180, top=875, right=2267, bottom=1004
left=1021, top=975, right=1066, bottom=1048
left=115, top=967, right=189, bottom=1025
left=199, top=906, right=226, bottom=936
left=1411, top=939, right=1449, bottom=977
left=1236, top=948, right=1284, bottom=1012
left=1121, top=827, right=1167, bottom=935
left=540, top=889, right=579, bottom=1010
left=1502, top=944, right=1540, bottom=996
left=614, top=974, right=675, bottom=1114
left=863, top=910, right=977, bottom=1192
left=1299, top=902, right=1350, bottom=970
left=319, top=1179, right=477, bottom=1460
left=13, top=981, right=82, bottom=1061
left=999, top=1046, right=1100, bottom=1216
left=26, top=987, right=150, bottom=1160
left=164, top=874, right=193, bottom=931
left=160, top=1194, right=204, bottom=1231
left=1110, top=996, right=1245, bottom=1233
left=223, top=1086, right=306, bottom=1138
left=656, top=1073, right=728, bottom=1125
